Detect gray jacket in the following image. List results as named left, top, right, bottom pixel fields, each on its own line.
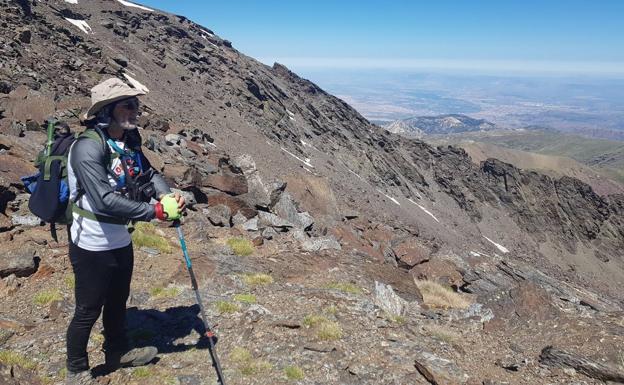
left=67, top=132, right=170, bottom=250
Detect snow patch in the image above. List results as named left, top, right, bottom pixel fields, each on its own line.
left=346, top=167, right=363, bottom=180
left=377, top=190, right=401, bottom=206
left=483, top=236, right=509, bottom=253
left=408, top=199, right=440, bottom=222
left=64, top=0, right=78, bottom=4
left=281, top=147, right=313, bottom=168
left=123, top=73, right=149, bottom=93
left=64, top=18, right=92, bottom=34
left=116, top=0, right=154, bottom=11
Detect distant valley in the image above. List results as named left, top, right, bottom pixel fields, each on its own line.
left=382, top=113, right=624, bottom=194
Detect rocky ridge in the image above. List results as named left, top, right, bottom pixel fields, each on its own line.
left=385, top=114, right=497, bottom=137
left=1, top=1, right=624, bottom=384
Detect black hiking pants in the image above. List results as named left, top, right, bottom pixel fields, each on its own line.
left=66, top=241, right=134, bottom=373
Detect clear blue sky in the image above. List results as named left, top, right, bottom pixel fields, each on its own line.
left=139, top=0, right=624, bottom=75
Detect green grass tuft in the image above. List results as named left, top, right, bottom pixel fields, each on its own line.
left=284, top=365, right=305, bottom=380
left=132, top=222, right=172, bottom=253
left=150, top=286, right=181, bottom=299
left=64, top=275, right=75, bottom=290
left=229, top=347, right=271, bottom=376
left=132, top=367, right=152, bottom=378
left=242, top=273, right=274, bottom=286
left=317, top=321, right=342, bottom=341
left=303, top=314, right=328, bottom=327
left=233, top=293, right=257, bottom=304
left=0, top=350, right=37, bottom=369
left=323, top=305, right=338, bottom=315
left=227, top=237, right=254, bottom=256
left=324, top=282, right=362, bottom=294
left=387, top=314, right=406, bottom=324
left=215, top=300, right=239, bottom=314
left=33, top=289, right=62, bottom=306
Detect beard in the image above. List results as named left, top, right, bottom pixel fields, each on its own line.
left=112, top=117, right=138, bottom=131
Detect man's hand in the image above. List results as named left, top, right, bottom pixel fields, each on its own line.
left=173, top=191, right=186, bottom=212
left=154, top=193, right=184, bottom=221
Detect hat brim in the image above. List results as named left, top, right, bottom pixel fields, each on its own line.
left=82, top=89, right=145, bottom=121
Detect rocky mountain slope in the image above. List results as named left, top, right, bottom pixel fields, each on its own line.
left=428, top=140, right=624, bottom=197
left=431, top=128, right=624, bottom=185
left=1, top=1, right=624, bottom=384
left=385, top=114, right=497, bottom=136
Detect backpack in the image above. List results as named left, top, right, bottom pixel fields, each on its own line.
left=21, top=121, right=113, bottom=241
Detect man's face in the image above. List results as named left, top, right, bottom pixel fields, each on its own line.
left=111, top=97, right=139, bottom=130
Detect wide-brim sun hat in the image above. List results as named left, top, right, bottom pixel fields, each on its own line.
left=83, top=77, right=146, bottom=120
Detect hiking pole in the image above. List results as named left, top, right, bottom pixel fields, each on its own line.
left=174, top=220, right=227, bottom=385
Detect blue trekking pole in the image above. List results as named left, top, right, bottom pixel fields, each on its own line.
left=174, top=221, right=226, bottom=385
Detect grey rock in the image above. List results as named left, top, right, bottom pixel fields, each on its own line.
left=301, top=236, right=341, bottom=252
left=0, top=248, right=37, bottom=278
left=262, top=227, right=278, bottom=240
left=242, top=216, right=258, bottom=231
left=232, top=212, right=248, bottom=226
left=373, top=281, right=408, bottom=316
left=203, top=204, right=231, bottom=227
left=232, top=154, right=285, bottom=208
left=257, top=211, right=293, bottom=229
left=413, top=349, right=469, bottom=384
left=10, top=214, right=40, bottom=227
left=291, top=228, right=306, bottom=242
left=273, top=192, right=315, bottom=229
left=449, top=303, right=494, bottom=323
left=244, top=304, right=271, bottom=322
left=178, top=375, right=202, bottom=385
left=0, top=328, right=14, bottom=347
left=112, top=54, right=129, bottom=67
left=165, top=133, right=183, bottom=146
left=267, top=181, right=287, bottom=207
left=140, top=247, right=160, bottom=256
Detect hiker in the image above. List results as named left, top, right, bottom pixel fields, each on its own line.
left=65, top=78, right=185, bottom=384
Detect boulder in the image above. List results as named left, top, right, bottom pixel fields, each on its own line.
left=373, top=281, right=408, bottom=316
left=207, top=193, right=257, bottom=219
left=202, top=204, right=231, bottom=227
left=410, top=259, right=463, bottom=290
left=231, top=212, right=248, bottom=227
left=273, top=192, right=314, bottom=230
left=0, top=248, right=38, bottom=278
left=393, top=239, right=430, bottom=268
left=301, top=236, right=341, bottom=252
left=231, top=154, right=285, bottom=208
left=257, top=211, right=294, bottom=230
left=242, top=216, right=258, bottom=231
left=413, top=349, right=469, bottom=385
left=262, top=227, right=278, bottom=240
left=202, top=173, right=248, bottom=195
left=112, top=54, right=129, bottom=67
left=165, top=133, right=183, bottom=146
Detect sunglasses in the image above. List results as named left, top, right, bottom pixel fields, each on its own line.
left=117, top=98, right=140, bottom=110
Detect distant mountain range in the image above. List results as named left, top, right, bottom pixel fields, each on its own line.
left=384, top=114, right=496, bottom=136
